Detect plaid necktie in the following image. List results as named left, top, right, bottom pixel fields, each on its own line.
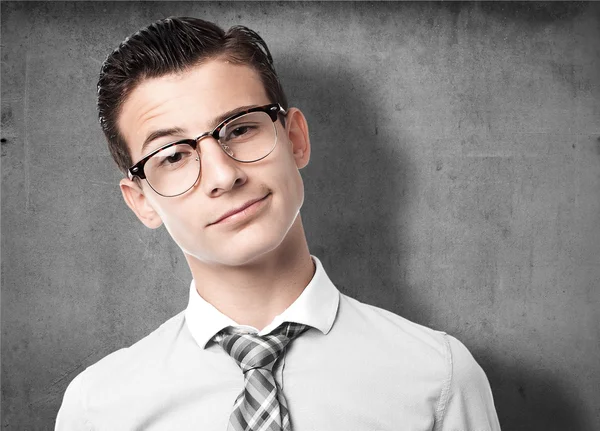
left=214, top=322, right=309, bottom=431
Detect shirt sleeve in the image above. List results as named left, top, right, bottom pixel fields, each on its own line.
left=435, top=334, right=501, bottom=431
left=55, top=372, right=93, bottom=431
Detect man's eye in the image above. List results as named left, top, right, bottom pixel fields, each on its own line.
left=230, top=126, right=251, bottom=138
left=165, top=152, right=183, bottom=164
left=155, top=148, right=193, bottom=169
left=224, top=123, right=260, bottom=142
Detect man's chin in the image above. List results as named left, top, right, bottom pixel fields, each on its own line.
left=184, top=235, right=284, bottom=268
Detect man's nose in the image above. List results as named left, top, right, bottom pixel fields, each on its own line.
left=196, top=137, right=247, bottom=197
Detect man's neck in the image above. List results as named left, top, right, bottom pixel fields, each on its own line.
left=185, top=217, right=314, bottom=330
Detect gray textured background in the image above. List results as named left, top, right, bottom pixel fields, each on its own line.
left=2, top=1, right=599, bottom=430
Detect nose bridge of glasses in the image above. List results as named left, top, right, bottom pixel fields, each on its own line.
left=194, top=131, right=214, bottom=144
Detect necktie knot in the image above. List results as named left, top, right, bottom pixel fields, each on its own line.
left=215, top=322, right=309, bottom=373
left=214, top=322, right=309, bottom=431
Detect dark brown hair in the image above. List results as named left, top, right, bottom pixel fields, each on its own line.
left=97, top=17, right=288, bottom=174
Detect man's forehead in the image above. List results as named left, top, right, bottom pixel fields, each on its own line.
left=117, top=60, right=270, bottom=159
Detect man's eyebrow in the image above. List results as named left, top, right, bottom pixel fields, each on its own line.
left=140, top=105, right=260, bottom=155
left=209, top=105, right=260, bottom=129
left=141, top=127, right=186, bottom=155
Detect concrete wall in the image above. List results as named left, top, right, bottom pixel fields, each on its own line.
left=2, top=2, right=599, bottom=429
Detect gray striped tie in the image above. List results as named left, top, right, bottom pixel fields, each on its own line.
left=214, top=322, right=309, bottom=431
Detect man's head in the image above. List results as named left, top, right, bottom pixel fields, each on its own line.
left=97, top=17, right=311, bottom=268
left=97, top=17, right=288, bottom=174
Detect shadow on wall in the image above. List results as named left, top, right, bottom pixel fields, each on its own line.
left=280, top=53, right=416, bottom=318
left=483, top=354, right=594, bottom=431
left=278, top=51, right=594, bottom=430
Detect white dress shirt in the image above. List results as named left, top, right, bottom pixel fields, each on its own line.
left=56, top=256, right=501, bottom=430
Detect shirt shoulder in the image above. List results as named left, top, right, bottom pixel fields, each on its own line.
left=85, top=310, right=187, bottom=379
left=436, top=335, right=501, bottom=431
left=335, top=293, right=500, bottom=430
left=55, top=311, right=187, bottom=429
left=337, top=293, right=449, bottom=356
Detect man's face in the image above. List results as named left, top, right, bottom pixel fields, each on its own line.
left=117, top=59, right=310, bottom=267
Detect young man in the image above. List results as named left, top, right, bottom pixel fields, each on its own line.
left=56, top=17, right=500, bottom=431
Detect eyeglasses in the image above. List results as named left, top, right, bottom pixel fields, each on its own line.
left=128, top=104, right=286, bottom=197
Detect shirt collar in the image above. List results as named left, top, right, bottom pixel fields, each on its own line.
left=184, top=255, right=340, bottom=349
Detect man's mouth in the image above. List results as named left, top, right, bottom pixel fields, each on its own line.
left=209, top=193, right=271, bottom=226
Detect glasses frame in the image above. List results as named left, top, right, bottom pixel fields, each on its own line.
left=127, top=103, right=287, bottom=196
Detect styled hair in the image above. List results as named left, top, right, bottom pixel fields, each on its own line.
left=97, top=17, right=288, bottom=174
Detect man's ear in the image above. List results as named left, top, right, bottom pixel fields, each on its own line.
left=284, top=108, right=311, bottom=169
left=119, top=177, right=163, bottom=229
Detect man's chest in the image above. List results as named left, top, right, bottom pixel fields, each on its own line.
left=86, top=353, right=440, bottom=431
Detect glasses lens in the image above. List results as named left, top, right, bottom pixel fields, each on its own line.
left=218, top=111, right=277, bottom=162
left=145, top=142, right=200, bottom=197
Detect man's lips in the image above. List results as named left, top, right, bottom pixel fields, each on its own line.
left=209, top=193, right=271, bottom=225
